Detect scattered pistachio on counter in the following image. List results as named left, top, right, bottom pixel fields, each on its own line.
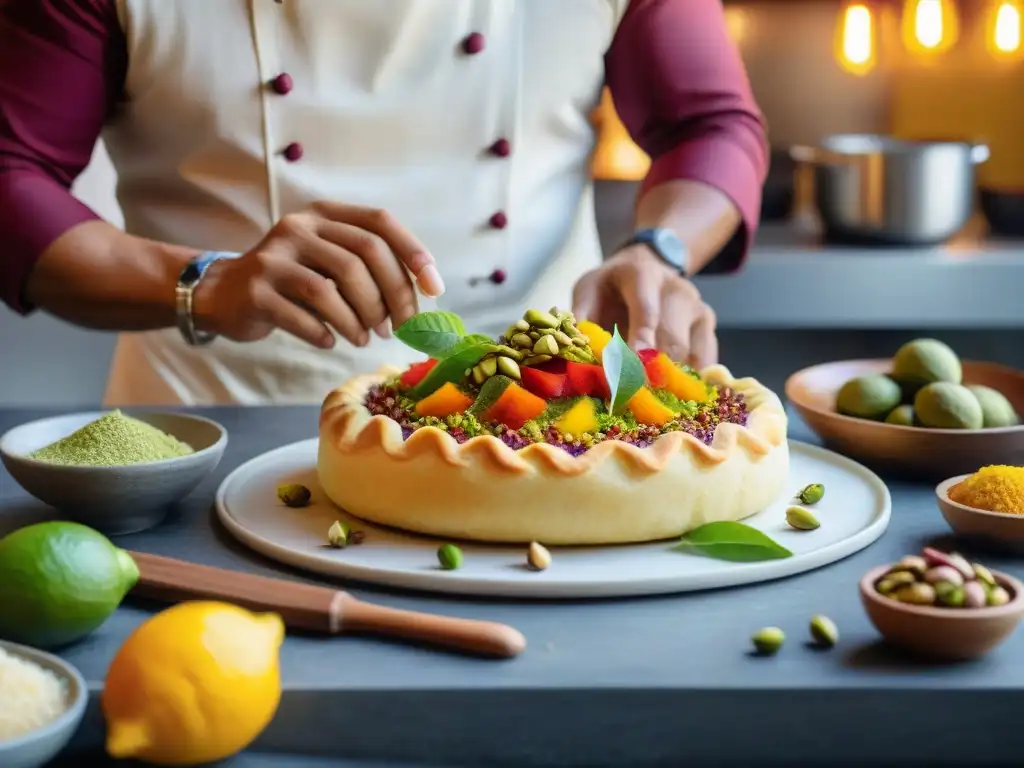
left=809, top=615, right=839, bottom=648
left=796, top=483, right=825, bottom=505
left=527, top=542, right=552, bottom=571
left=277, top=483, right=312, bottom=508
left=327, top=520, right=350, bottom=548
left=438, top=543, right=464, bottom=571
left=876, top=547, right=1014, bottom=609
left=785, top=505, right=820, bottom=531
left=751, top=627, right=785, bottom=655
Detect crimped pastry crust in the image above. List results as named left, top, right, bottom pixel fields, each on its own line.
left=317, top=365, right=789, bottom=545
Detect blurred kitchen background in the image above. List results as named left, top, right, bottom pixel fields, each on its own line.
left=2, top=0, right=1022, bottom=405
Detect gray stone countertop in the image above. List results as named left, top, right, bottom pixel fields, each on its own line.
left=1, top=406, right=1023, bottom=767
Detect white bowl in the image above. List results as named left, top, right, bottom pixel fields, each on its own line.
left=0, top=641, right=87, bottom=768
left=0, top=411, right=227, bottom=536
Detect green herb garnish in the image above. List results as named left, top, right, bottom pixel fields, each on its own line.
left=409, top=335, right=493, bottom=398
left=467, top=375, right=514, bottom=416
left=394, top=311, right=468, bottom=357
left=676, top=521, right=793, bottom=563
left=601, top=326, right=646, bottom=415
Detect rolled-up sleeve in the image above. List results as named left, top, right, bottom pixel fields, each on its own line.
left=605, top=0, right=769, bottom=270
left=0, top=0, right=125, bottom=313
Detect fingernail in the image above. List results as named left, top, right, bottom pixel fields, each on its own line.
left=374, top=322, right=391, bottom=339
left=417, top=264, right=445, bottom=297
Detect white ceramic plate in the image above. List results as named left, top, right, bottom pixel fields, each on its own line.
left=216, top=439, right=891, bottom=598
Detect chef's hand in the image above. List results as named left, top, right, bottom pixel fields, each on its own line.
left=194, top=203, right=445, bottom=348
left=572, top=245, right=718, bottom=368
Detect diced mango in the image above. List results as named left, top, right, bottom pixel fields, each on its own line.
left=555, top=398, right=599, bottom=436
left=482, top=383, right=548, bottom=431
left=414, top=382, right=474, bottom=418
left=576, top=320, right=613, bottom=362
left=627, top=387, right=676, bottom=427
left=644, top=353, right=709, bottom=403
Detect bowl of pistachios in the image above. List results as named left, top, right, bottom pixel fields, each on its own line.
left=859, top=547, right=1024, bottom=661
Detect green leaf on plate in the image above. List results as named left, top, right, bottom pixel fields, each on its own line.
left=677, top=521, right=793, bottom=562
left=394, top=311, right=468, bottom=357
left=409, top=334, right=493, bottom=398
left=601, top=325, right=646, bottom=415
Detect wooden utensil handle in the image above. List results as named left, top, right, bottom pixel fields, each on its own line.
left=341, top=595, right=527, bottom=659
left=129, top=551, right=340, bottom=633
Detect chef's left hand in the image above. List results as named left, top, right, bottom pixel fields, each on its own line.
left=572, top=245, right=718, bottom=368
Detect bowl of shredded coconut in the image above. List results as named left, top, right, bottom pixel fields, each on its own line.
left=0, top=641, right=87, bottom=768
left=0, top=410, right=227, bottom=536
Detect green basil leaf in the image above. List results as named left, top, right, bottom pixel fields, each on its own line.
left=677, top=521, right=793, bottom=562
left=601, top=326, right=646, bottom=415
left=410, top=335, right=493, bottom=398
left=467, top=375, right=514, bottom=417
left=394, top=311, right=469, bottom=357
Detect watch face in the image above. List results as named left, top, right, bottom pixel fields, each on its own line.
left=653, top=229, right=686, bottom=271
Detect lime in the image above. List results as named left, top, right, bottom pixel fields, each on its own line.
left=0, top=521, right=139, bottom=648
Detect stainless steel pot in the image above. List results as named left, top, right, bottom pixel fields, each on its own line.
left=791, top=135, right=989, bottom=245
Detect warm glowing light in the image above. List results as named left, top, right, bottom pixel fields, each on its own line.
left=724, top=7, right=748, bottom=44
left=994, top=2, right=1022, bottom=54
left=836, top=3, right=876, bottom=75
left=902, top=0, right=958, bottom=55
left=915, top=0, right=944, bottom=48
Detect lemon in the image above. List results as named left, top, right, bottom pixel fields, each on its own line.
left=0, top=521, right=139, bottom=648
left=102, top=601, right=284, bottom=765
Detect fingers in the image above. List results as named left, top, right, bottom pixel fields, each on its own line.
left=318, top=221, right=419, bottom=330
left=622, top=266, right=660, bottom=350
left=250, top=281, right=337, bottom=350
left=688, top=303, right=719, bottom=369
left=571, top=272, right=601, bottom=323
left=311, top=203, right=445, bottom=297
left=270, top=261, right=368, bottom=346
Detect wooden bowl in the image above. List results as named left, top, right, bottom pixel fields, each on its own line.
left=785, top=359, right=1024, bottom=480
left=859, top=564, right=1024, bottom=661
left=936, top=474, right=1024, bottom=549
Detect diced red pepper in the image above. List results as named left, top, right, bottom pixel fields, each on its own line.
left=520, top=366, right=569, bottom=399
left=565, top=362, right=611, bottom=399
left=399, top=358, right=438, bottom=388
left=637, top=348, right=659, bottom=365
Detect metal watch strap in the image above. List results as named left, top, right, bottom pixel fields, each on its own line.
left=175, top=251, right=238, bottom=347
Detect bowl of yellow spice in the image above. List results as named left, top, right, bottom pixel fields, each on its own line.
left=0, top=410, right=226, bottom=536
left=936, top=465, right=1024, bottom=549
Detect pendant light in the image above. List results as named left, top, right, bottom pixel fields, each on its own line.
left=902, top=0, right=959, bottom=55
left=989, top=0, right=1023, bottom=58
left=835, top=2, right=877, bottom=75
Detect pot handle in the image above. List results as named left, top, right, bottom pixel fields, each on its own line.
left=970, top=144, right=990, bottom=164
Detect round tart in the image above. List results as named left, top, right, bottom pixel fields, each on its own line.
left=317, top=309, right=789, bottom=545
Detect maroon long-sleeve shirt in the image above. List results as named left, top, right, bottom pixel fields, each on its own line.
left=0, top=0, right=767, bottom=314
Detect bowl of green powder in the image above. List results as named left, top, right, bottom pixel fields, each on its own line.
left=0, top=410, right=227, bottom=535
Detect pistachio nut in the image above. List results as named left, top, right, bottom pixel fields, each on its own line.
left=751, top=626, right=785, bottom=655
left=987, top=585, right=1011, bottom=606
left=972, top=563, right=997, bottom=587
left=514, top=318, right=531, bottom=332
left=962, top=580, right=987, bottom=609
left=893, top=582, right=936, bottom=606
left=572, top=336, right=590, bottom=347
left=876, top=571, right=917, bottom=594
left=496, top=356, right=522, bottom=380
left=785, top=505, right=820, bottom=531
left=553, top=330, right=573, bottom=347
left=934, top=582, right=964, bottom=607
left=510, top=333, right=533, bottom=349
left=528, top=330, right=541, bottom=340
left=524, top=308, right=560, bottom=329
left=924, top=565, right=964, bottom=587
left=948, top=552, right=976, bottom=580
left=327, top=520, right=350, bottom=548
left=892, top=555, right=928, bottom=577
left=277, top=483, right=312, bottom=508
left=533, top=335, right=560, bottom=356
left=809, top=614, right=839, bottom=648
left=495, top=345, right=524, bottom=362
left=437, top=543, right=464, bottom=571
left=527, top=541, right=552, bottom=571
left=479, top=356, right=498, bottom=378
left=922, top=547, right=974, bottom=579
left=471, top=365, right=489, bottom=385
left=523, top=354, right=553, bottom=366
left=797, top=483, right=825, bottom=505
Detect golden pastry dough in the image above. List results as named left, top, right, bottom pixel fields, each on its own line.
left=317, top=364, right=789, bottom=545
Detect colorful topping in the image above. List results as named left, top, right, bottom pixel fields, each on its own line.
left=948, top=465, right=1024, bottom=515
left=367, top=308, right=751, bottom=454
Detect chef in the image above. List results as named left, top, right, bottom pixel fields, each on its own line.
left=0, top=0, right=767, bottom=406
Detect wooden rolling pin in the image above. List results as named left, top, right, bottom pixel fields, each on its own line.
left=127, top=551, right=526, bottom=659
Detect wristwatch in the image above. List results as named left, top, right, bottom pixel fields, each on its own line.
left=175, top=251, right=239, bottom=346
left=620, top=227, right=690, bottom=277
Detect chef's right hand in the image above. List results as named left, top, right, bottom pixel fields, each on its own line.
left=193, top=203, right=445, bottom=348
